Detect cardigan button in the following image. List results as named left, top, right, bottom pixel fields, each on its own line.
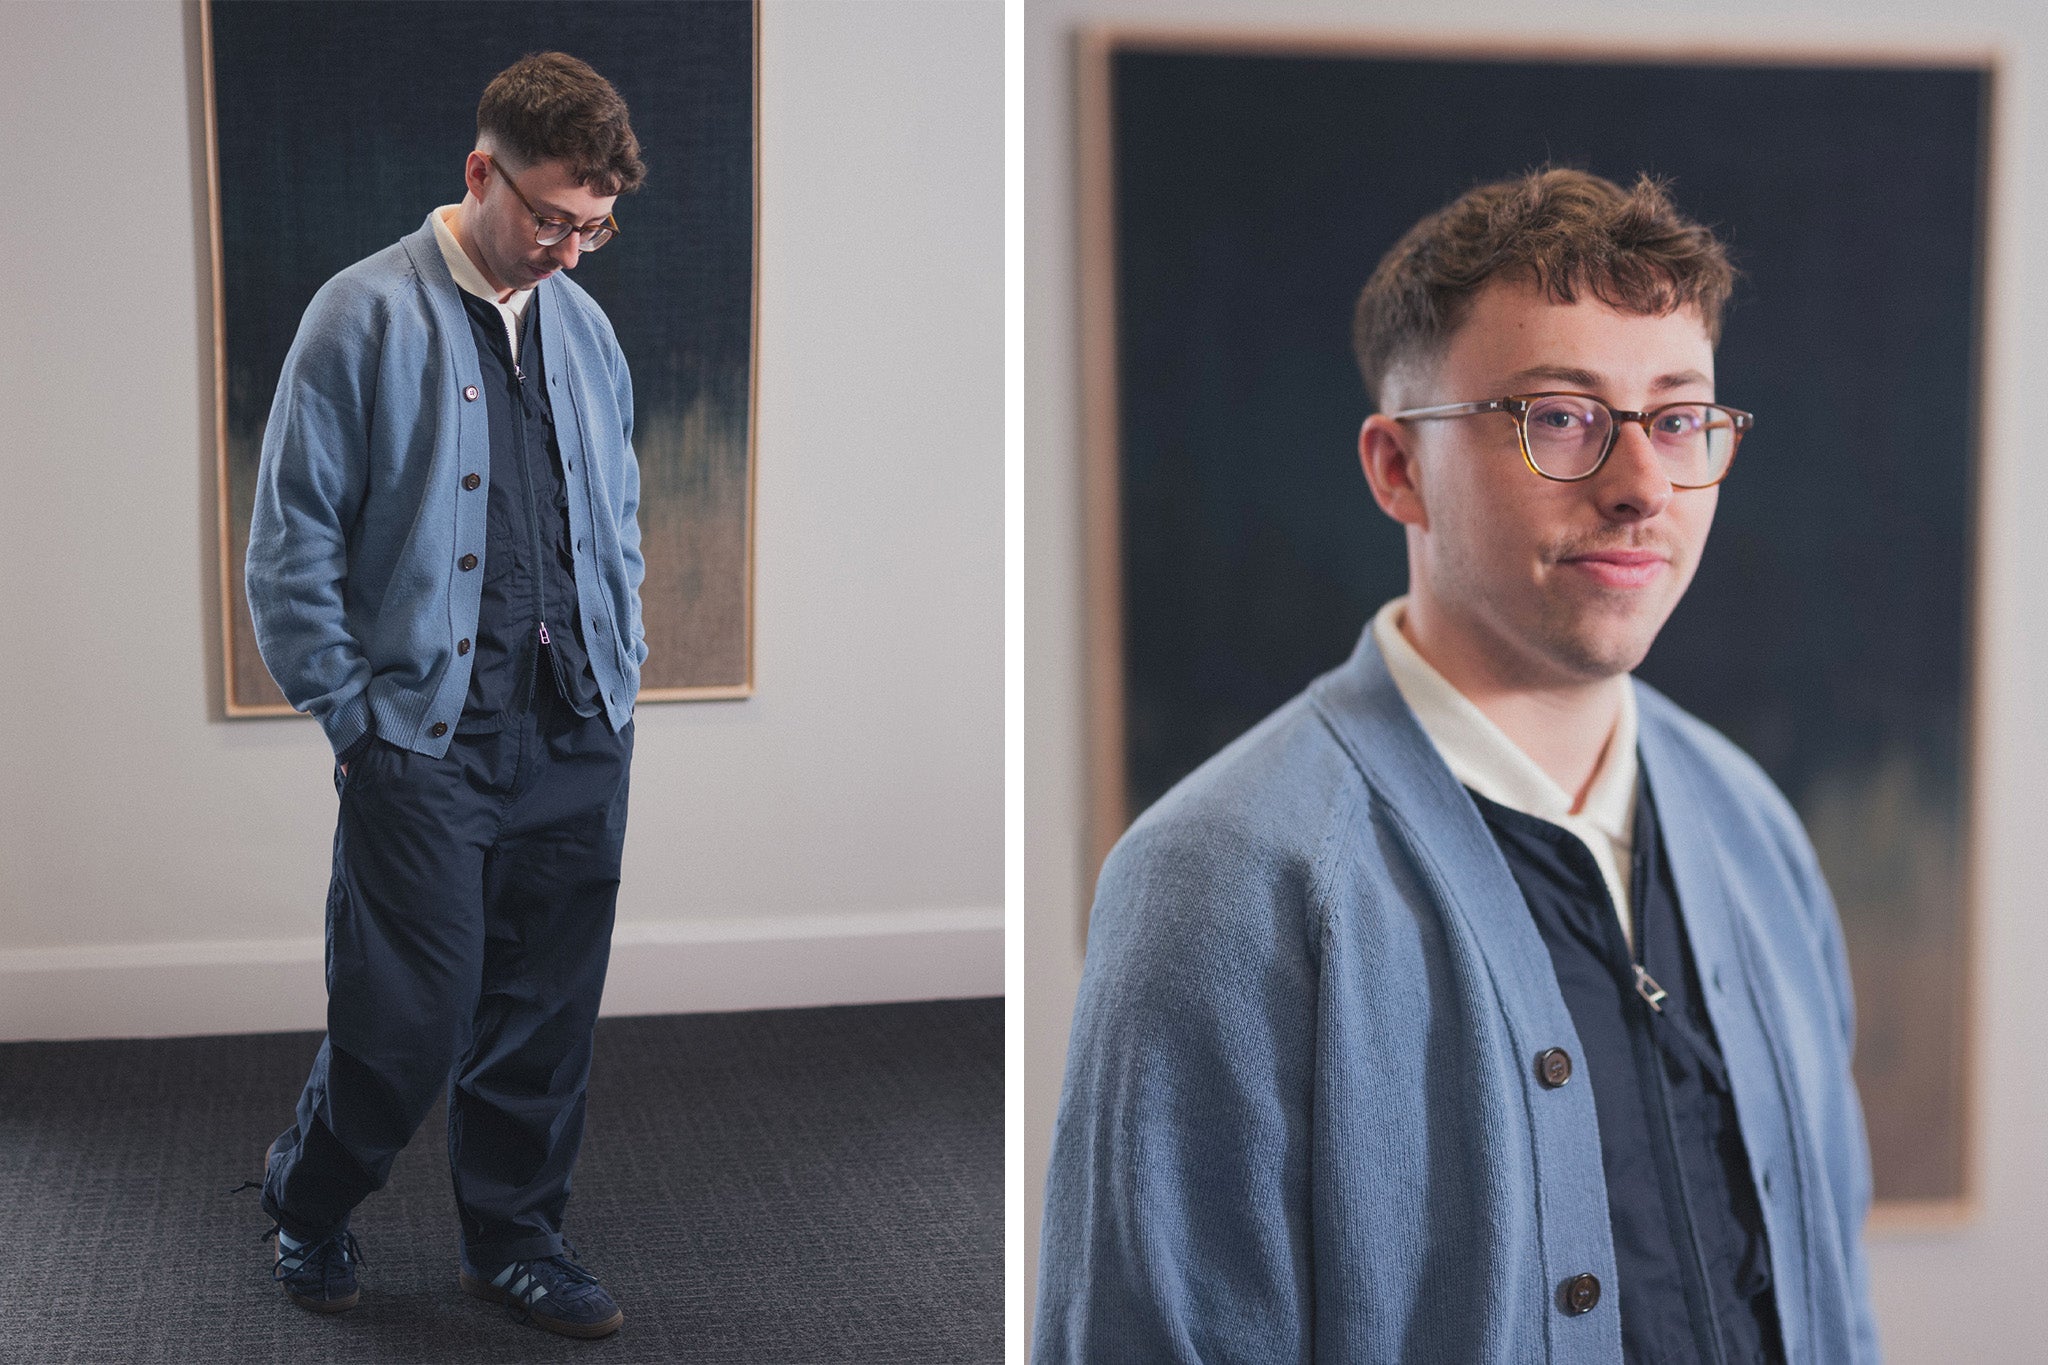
left=463, top=473, right=481, bottom=491
left=459, top=553, right=478, bottom=571
left=1535, top=1048, right=1573, bottom=1089
left=430, top=722, right=448, bottom=738
left=456, top=638, right=470, bottom=656
left=463, top=385, right=479, bottom=401
left=1560, top=1273, right=1601, bottom=1316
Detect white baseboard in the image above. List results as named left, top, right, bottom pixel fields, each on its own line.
left=0, top=907, right=1004, bottom=1042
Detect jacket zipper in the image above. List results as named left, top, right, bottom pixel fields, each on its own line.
left=512, top=360, right=553, bottom=657
left=1620, top=842, right=1729, bottom=1365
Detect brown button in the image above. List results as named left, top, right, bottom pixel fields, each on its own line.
left=463, top=385, right=479, bottom=401
left=1560, top=1273, right=1601, bottom=1316
left=462, top=473, right=481, bottom=491
left=459, top=553, right=478, bottom=572
left=456, top=638, right=471, bottom=656
left=430, top=722, right=448, bottom=738
left=1536, top=1048, right=1573, bottom=1089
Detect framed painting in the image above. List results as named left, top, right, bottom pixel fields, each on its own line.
left=204, top=0, right=758, bottom=707
left=1081, top=32, right=1990, bottom=1222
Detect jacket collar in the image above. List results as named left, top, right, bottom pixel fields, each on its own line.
left=1307, top=622, right=1739, bottom=1030
left=1308, top=624, right=1575, bottom=1027
left=399, top=212, right=578, bottom=404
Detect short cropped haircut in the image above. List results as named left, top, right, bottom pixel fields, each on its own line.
left=477, top=52, right=646, bottom=196
left=1351, top=168, right=1735, bottom=406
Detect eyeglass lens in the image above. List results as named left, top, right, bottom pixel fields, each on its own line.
left=1520, top=395, right=1738, bottom=483
left=536, top=220, right=614, bottom=250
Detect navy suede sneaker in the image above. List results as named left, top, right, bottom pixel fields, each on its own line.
left=460, top=1246, right=624, bottom=1339
left=270, top=1225, right=364, bottom=1313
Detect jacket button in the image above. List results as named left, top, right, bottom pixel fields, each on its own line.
left=456, top=638, right=470, bottom=656
left=430, top=722, right=448, bottom=738
left=1560, top=1273, right=1601, bottom=1315
left=463, top=385, right=479, bottom=401
left=1535, top=1048, right=1573, bottom=1089
left=462, top=473, right=481, bottom=491
left=459, top=553, right=478, bottom=571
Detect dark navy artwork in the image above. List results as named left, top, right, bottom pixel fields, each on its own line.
left=1098, top=41, right=1986, bottom=1211
left=208, top=0, right=756, bottom=704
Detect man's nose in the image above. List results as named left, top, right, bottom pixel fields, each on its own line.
left=548, top=235, right=583, bottom=270
left=1595, top=419, right=1673, bottom=521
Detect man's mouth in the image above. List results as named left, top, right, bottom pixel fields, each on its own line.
left=1557, top=549, right=1668, bottom=589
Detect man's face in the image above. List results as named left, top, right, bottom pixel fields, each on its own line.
left=1375, top=277, right=1721, bottom=690
left=463, top=153, right=618, bottom=293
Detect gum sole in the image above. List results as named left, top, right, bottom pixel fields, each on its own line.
left=460, top=1270, right=624, bottom=1339
left=283, top=1278, right=361, bottom=1314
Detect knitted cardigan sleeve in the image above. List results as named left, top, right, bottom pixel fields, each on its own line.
left=245, top=270, right=389, bottom=757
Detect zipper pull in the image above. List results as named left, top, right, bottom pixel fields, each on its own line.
left=514, top=363, right=526, bottom=385
left=538, top=622, right=551, bottom=646
left=1633, top=964, right=1667, bottom=1013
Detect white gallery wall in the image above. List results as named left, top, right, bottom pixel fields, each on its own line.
left=1026, top=0, right=2048, bottom=1360
left=0, top=0, right=1004, bottom=1039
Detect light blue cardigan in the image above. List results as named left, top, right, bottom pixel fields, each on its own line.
left=246, top=214, right=647, bottom=758
left=1035, top=627, right=1878, bottom=1364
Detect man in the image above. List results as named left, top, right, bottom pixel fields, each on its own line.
left=244, top=53, right=648, bottom=1340
left=1035, top=170, right=1879, bottom=1362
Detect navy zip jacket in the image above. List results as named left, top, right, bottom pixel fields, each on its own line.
left=456, top=285, right=604, bottom=726
left=1473, top=781, right=1782, bottom=1363
left=1034, top=625, right=1878, bottom=1364
left=246, top=213, right=647, bottom=759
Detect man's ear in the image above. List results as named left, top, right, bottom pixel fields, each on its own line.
left=463, top=150, right=493, bottom=203
left=1360, top=414, right=1428, bottom=531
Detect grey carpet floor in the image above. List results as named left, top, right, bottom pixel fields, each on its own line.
left=0, top=999, right=1002, bottom=1365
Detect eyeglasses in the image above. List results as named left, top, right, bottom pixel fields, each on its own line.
left=1387, top=392, right=1753, bottom=488
left=488, top=156, right=619, bottom=251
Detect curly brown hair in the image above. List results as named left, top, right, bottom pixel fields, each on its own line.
left=477, top=52, right=646, bottom=196
left=1352, top=168, right=1734, bottom=406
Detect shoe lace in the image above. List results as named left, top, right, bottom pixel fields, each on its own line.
left=266, top=1223, right=366, bottom=1292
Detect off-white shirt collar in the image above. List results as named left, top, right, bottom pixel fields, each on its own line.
left=1372, top=597, right=1642, bottom=944
left=432, top=205, right=533, bottom=358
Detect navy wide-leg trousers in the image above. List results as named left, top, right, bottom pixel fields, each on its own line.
left=262, top=688, right=632, bottom=1265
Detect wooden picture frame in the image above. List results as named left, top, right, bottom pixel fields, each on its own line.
left=1079, top=28, right=1993, bottom=1224
left=203, top=0, right=759, bottom=711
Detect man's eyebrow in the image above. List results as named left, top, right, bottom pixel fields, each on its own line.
left=1502, top=365, right=1713, bottom=393
left=530, top=197, right=611, bottom=228
left=1504, top=365, right=1603, bottom=390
